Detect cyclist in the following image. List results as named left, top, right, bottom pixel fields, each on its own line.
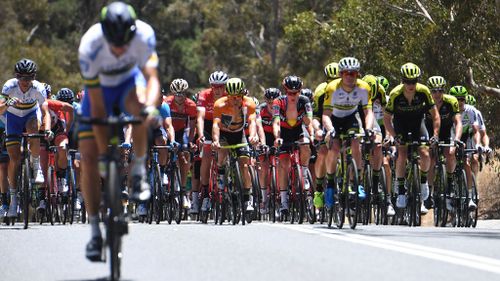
left=362, top=74, right=395, bottom=216
left=466, top=95, right=492, bottom=158
left=192, top=71, right=228, bottom=214
left=312, top=62, right=339, bottom=210
left=322, top=57, right=374, bottom=211
left=449, top=85, right=480, bottom=210
left=384, top=63, right=440, bottom=213
left=256, top=88, right=281, bottom=214
left=164, top=78, right=196, bottom=209
left=78, top=2, right=159, bottom=261
left=424, top=76, right=462, bottom=211
left=1, top=58, right=52, bottom=218
left=39, top=97, right=75, bottom=213
left=273, top=75, right=314, bottom=215
left=212, top=78, right=258, bottom=213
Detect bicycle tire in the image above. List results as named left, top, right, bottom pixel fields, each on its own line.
left=411, top=163, right=421, bottom=227
left=457, top=169, right=468, bottom=227
left=270, top=165, right=278, bottom=223
left=155, top=165, right=164, bottom=224
left=362, top=165, right=372, bottom=225
left=436, top=164, right=448, bottom=227
left=295, top=165, right=305, bottom=224
left=107, top=160, right=123, bottom=281
left=69, top=166, right=77, bottom=225
left=346, top=158, right=359, bottom=229
left=248, top=165, right=260, bottom=221
left=302, top=168, right=315, bottom=224
left=469, top=173, right=478, bottom=228
left=234, top=161, right=246, bottom=225
left=22, top=163, right=31, bottom=229
left=47, top=166, right=56, bottom=226
left=375, top=168, right=388, bottom=225
left=147, top=168, right=156, bottom=224
left=173, top=167, right=183, bottom=224
left=333, top=165, right=344, bottom=229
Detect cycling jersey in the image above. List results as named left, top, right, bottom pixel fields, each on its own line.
left=472, top=106, right=486, bottom=131
left=213, top=96, right=256, bottom=132
left=257, top=103, right=274, bottom=134
left=1, top=79, right=47, bottom=117
left=372, top=86, right=387, bottom=125
left=323, top=78, right=372, bottom=118
left=196, top=88, right=226, bottom=121
left=164, top=96, right=197, bottom=131
left=385, top=83, right=434, bottom=119
left=272, top=95, right=312, bottom=129
left=78, top=20, right=157, bottom=88
left=461, top=104, right=479, bottom=135
left=425, top=94, right=459, bottom=130
left=313, top=81, right=328, bottom=120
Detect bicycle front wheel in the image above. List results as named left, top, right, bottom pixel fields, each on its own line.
left=346, top=158, right=359, bottom=230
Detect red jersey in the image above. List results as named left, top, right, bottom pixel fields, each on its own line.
left=257, top=102, right=274, bottom=134
left=164, top=96, right=197, bottom=131
left=196, top=88, right=226, bottom=121
left=272, top=95, right=312, bottom=129
left=47, top=99, right=68, bottom=123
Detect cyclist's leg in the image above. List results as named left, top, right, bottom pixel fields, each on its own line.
left=0, top=141, right=9, bottom=216
left=314, top=143, right=327, bottom=208
left=418, top=121, right=431, bottom=202
left=55, top=133, right=70, bottom=194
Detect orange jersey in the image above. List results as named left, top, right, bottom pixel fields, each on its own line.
left=213, top=96, right=256, bottom=132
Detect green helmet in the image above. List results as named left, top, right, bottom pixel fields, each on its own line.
left=324, top=62, right=339, bottom=79
left=225, top=77, right=246, bottom=95
left=362, top=74, right=379, bottom=98
left=427, top=76, right=446, bottom=89
left=449, top=85, right=468, bottom=97
left=377, top=76, right=390, bottom=92
left=400, top=62, right=421, bottom=80
left=465, top=95, right=476, bottom=106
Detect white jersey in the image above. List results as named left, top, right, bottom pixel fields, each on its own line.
left=1, top=79, right=46, bottom=117
left=472, top=106, right=486, bottom=131
left=78, top=20, right=158, bottom=87
left=373, top=100, right=384, bottom=125
left=461, top=104, right=479, bottom=131
left=323, top=79, right=372, bottom=118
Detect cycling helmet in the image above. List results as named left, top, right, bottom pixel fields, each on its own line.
left=15, top=58, right=37, bottom=76
left=300, top=88, right=313, bottom=102
left=449, top=85, right=468, bottom=97
left=56, top=88, right=75, bottom=103
left=225, top=78, right=245, bottom=95
left=208, top=71, right=229, bottom=85
left=41, top=83, right=52, bottom=96
left=362, top=75, right=380, bottom=97
left=282, top=75, right=303, bottom=91
left=338, top=57, right=360, bottom=72
left=400, top=62, right=421, bottom=79
left=100, top=2, right=137, bottom=47
left=324, top=62, right=339, bottom=79
left=264, top=88, right=281, bottom=100
left=465, top=95, right=476, bottom=106
left=170, top=78, right=189, bottom=94
left=377, top=76, right=390, bottom=92
left=427, top=76, right=446, bottom=89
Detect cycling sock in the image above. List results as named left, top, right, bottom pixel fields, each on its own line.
left=32, top=156, right=41, bottom=169
left=420, top=171, right=428, bottom=184
left=261, top=189, right=267, bottom=202
left=89, top=215, right=102, bottom=238
left=396, top=178, right=405, bottom=194
left=9, top=188, right=17, bottom=205
left=1, top=193, right=7, bottom=205
left=280, top=191, right=288, bottom=205
left=131, top=155, right=147, bottom=176
left=191, top=191, right=200, bottom=206
left=315, top=177, right=325, bottom=192
left=372, top=170, right=380, bottom=193
left=326, top=173, right=335, bottom=189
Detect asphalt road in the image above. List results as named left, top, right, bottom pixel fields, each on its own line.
left=1, top=219, right=500, bottom=281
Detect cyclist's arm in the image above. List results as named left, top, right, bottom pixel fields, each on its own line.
left=429, top=106, right=440, bottom=138
left=188, top=118, right=196, bottom=143
left=140, top=53, right=161, bottom=108
left=363, top=107, right=374, bottom=131
left=322, top=108, right=334, bottom=133
left=472, top=124, right=481, bottom=148
left=383, top=112, right=396, bottom=138
left=0, top=99, right=7, bottom=115
left=124, top=124, right=132, bottom=144
left=480, top=130, right=490, bottom=148
left=272, top=114, right=280, bottom=139
left=41, top=101, right=51, bottom=131
left=256, top=118, right=266, bottom=146
left=163, top=117, right=175, bottom=143
left=59, top=101, right=75, bottom=132
left=196, top=107, right=205, bottom=141
left=212, top=118, right=221, bottom=144
left=453, top=113, right=462, bottom=141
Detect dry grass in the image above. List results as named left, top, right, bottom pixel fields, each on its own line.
left=477, top=149, right=500, bottom=219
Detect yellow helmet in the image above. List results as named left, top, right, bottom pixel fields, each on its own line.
left=427, top=76, right=446, bottom=89
left=400, top=62, right=421, bottom=80
left=324, top=62, right=339, bottom=79
left=225, top=78, right=246, bottom=95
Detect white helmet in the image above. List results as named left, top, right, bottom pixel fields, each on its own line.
left=338, top=57, right=360, bottom=72
left=170, top=78, right=189, bottom=94
left=208, top=71, right=229, bottom=85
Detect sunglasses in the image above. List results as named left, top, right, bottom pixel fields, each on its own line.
left=341, top=71, right=358, bottom=77
left=403, top=79, right=418, bottom=85
left=211, top=84, right=225, bottom=89
left=431, top=89, right=445, bottom=93
left=286, top=90, right=300, bottom=95
left=16, top=74, right=34, bottom=81
left=457, top=98, right=466, bottom=102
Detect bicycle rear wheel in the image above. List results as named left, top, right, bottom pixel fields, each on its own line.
left=269, top=165, right=278, bottom=223
left=68, top=166, right=77, bottom=225
left=22, top=163, right=31, bottom=229
left=107, top=160, right=124, bottom=281
left=361, top=165, right=372, bottom=225
left=234, top=162, right=246, bottom=225
left=456, top=169, right=468, bottom=227
left=468, top=174, right=478, bottom=228
left=410, top=163, right=421, bottom=227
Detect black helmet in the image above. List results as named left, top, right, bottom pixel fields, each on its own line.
left=300, top=88, right=313, bottom=102
left=15, top=59, right=37, bottom=76
left=264, top=88, right=281, bottom=100
left=282, top=75, right=303, bottom=91
left=56, top=88, right=75, bottom=103
left=100, top=2, right=137, bottom=46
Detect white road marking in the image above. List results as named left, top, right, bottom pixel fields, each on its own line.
left=266, top=223, right=500, bottom=275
